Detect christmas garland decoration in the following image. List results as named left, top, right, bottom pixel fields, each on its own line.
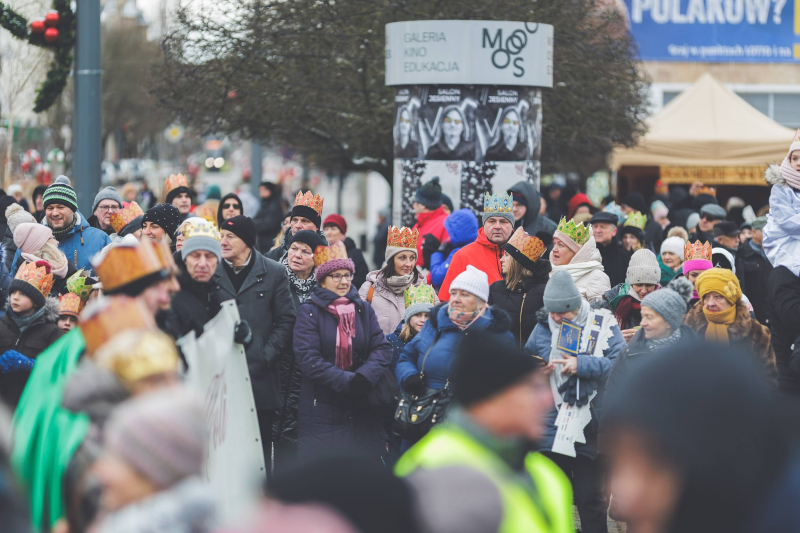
left=0, top=0, right=75, bottom=112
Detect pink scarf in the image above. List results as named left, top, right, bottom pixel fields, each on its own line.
left=326, top=297, right=356, bottom=370
left=447, top=303, right=488, bottom=331
left=780, top=155, right=800, bottom=190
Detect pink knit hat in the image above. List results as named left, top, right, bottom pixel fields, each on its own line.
left=13, top=222, right=53, bottom=253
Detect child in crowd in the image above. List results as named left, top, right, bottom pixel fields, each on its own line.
left=387, top=285, right=436, bottom=369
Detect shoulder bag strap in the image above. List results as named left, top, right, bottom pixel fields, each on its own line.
left=418, top=330, right=442, bottom=379
left=367, top=285, right=374, bottom=304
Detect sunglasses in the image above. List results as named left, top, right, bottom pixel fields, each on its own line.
left=222, top=203, right=240, bottom=210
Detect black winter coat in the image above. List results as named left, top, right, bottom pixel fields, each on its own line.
left=253, top=197, right=284, bottom=253
left=596, top=239, right=630, bottom=288
left=768, top=266, right=800, bottom=396
left=3, top=227, right=15, bottom=273
left=344, top=237, right=369, bottom=290
left=488, top=260, right=551, bottom=348
left=167, top=271, right=223, bottom=339
left=737, top=241, right=773, bottom=326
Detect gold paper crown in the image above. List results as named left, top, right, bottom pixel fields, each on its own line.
left=110, top=201, right=144, bottom=234
left=58, top=292, right=84, bottom=318
left=80, top=296, right=156, bottom=355
left=404, top=284, right=436, bottom=309
left=313, top=240, right=348, bottom=267
left=94, top=240, right=164, bottom=293
left=556, top=217, right=590, bottom=246
left=183, top=218, right=220, bottom=241
left=387, top=226, right=419, bottom=250
left=66, top=269, right=93, bottom=302
left=294, top=191, right=324, bottom=216
left=685, top=240, right=712, bottom=262
left=484, top=192, right=514, bottom=215
left=94, top=328, right=179, bottom=386
left=623, top=211, right=648, bottom=231
left=194, top=204, right=218, bottom=227
left=165, top=173, right=189, bottom=195
left=507, top=227, right=546, bottom=263
left=15, top=260, right=54, bottom=298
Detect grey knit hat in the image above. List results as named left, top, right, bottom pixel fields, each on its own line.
left=404, top=302, right=434, bottom=323
left=627, top=249, right=661, bottom=285
left=543, top=270, right=582, bottom=313
left=181, top=233, right=222, bottom=263
left=641, top=277, right=693, bottom=331
left=92, top=186, right=122, bottom=213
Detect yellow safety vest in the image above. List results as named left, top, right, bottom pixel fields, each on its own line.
left=396, top=425, right=575, bottom=533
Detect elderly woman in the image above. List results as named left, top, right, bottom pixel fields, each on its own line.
left=596, top=249, right=661, bottom=339
left=293, top=241, right=392, bottom=459
left=659, top=236, right=685, bottom=286
left=684, top=268, right=776, bottom=379
left=550, top=217, right=610, bottom=303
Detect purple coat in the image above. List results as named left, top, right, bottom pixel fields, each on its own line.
left=293, top=285, right=392, bottom=458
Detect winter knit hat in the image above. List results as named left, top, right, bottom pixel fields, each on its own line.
left=543, top=270, right=582, bottom=313
left=43, top=175, right=78, bottom=212
left=181, top=219, right=222, bottom=262
left=627, top=249, right=661, bottom=285
left=323, top=214, right=348, bottom=235
left=141, top=203, right=181, bottom=239
left=13, top=222, right=53, bottom=253
left=660, top=236, right=686, bottom=261
left=290, top=229, right=325, bottom=252
left=449, top=265, right=490, bottom=302
left=696, top=268, right=741, bottom=306
left=220, top=215, right=257, bottom=248
left=751, top=216, right=768, bottom=230
left=414, top=177, right=443, bottom=210
left=5, top=203, right=35, bottom=234
left=641, top=277, right=693, bottom=331
left=105, top=388, right=206, bottom=489
left=92, top=186, right=122, bottom=213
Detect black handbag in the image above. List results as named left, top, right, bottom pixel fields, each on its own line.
left=392, top=332, right=450, bottom=440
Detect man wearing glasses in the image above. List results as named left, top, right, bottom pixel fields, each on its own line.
left=88, top=186, right=123, bottom=236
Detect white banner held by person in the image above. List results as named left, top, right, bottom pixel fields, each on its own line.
left=179, top=300, right=265, bottom=523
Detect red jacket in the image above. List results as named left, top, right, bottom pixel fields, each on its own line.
left=412, top=206, right=449, bottom=267
left=438, top=228, right=504, bottom=301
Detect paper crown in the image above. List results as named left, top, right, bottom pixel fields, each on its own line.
left=94, top=328, right=179, bottom=386
left=66, top=269, right=93, bottom=302
left=295, top=191, right=324, bottom=216
left=507, top=227, right=546, bottom=263
left=313, top=240, right=348, bottom=267
left=484, top=192, right=514, bottom=215
left=387, top=226, right=419, bottom=250
left=623, top=211, right=648, bottom=231
left=193, top=204, right=218, bottom=227
left=58, top=292, right=84, bottom=318
left=80, top=295, right=156, bottom=355
left=603, top=202, right=626, bottom=224
left=15, top=260, right=54, bottom=298
left=556, top=217, right=590, bottom=246
left=94, top=240, right=164, bottom=293
left=403, top=284, right=436, bottom=309
left=110, top=201, right=144, bottom=234
left=685, top=240, right=712, bottom=261
left=183, top=218, right=220, bottom=241
left=165, top=173, right=189, bottom=195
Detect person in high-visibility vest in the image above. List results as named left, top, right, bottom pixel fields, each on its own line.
left=395, top=330, right=575, bottom=533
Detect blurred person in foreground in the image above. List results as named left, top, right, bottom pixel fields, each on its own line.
left=604, top=342, right=800, bottom=533
left=396, top=331, right=573, bottom=533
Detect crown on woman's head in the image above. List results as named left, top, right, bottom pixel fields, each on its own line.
left=507, top=227, right=546, bottom=263
left=685, top=240, right=712, bottom=261
left=295, top=191, right=324, bottom=215
left=110, top=201, right=144, bottom=234
left=313, top=240, right=348, bottom=267
left=556, top=217, right=590, bottom=246
left=404, top=285, right=436, bottom=309
left=387, top=226, right=419, bottom=249
left=484, top=192, right=513, bottom=215
left=624, top=211, right=648, bottom=231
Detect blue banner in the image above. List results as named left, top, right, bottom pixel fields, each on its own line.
left=622, top=0, right=799, bottom=62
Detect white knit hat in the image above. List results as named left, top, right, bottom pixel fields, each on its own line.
left=449, top=265, right=490, bottom=302
left=5, top=203, right=35, bottom=234
left=627, top=249, right=661, bottom=285
left=660, top=236, right=686, bottom=261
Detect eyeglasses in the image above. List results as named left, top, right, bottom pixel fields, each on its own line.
left=96, top=205, right=120, bottom=212
left=443, top=117, right=462, bottom=125
left=503, top=119, right=520, bottom=126
left=329, top=273, right=353, bottom=282
left=222, top=203, right=239, bottom=210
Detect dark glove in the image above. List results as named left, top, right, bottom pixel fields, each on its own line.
left=402, top=373, right=427, bottom=395
left=437, top=240, right=453, bottom=256
left=421, top=234, right=441, bottom=269
left=234, top=320, right=253, bottom=348
left=348, top=373, right=372, bottom=399
left=0, top=350, right=34, bottom=374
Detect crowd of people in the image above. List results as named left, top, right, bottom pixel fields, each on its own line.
left=0, top=137, right=797, bottom=533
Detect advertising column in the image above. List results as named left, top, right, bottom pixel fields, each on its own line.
left=386, top=20, right=554, bottom=226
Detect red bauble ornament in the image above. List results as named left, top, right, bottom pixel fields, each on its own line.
left=45, top=11, right=60, bottom=27
left=31, top=19, right=45, bottom=33
left=44, top=28, right=58, bottom=43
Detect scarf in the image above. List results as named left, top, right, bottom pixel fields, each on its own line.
left=281, top=256, right=315, bottom=302
left=50, top=216, right=77, bottom=241
left=325, top=297, right=356, bottom=370
left=614, top=297, right=641, bottom=328
left=703, top=305, right=737, bottom=345
left=780, top=156, right=800, bottom=189
left=7, top=305, right=47, bottom=333
left=385, top=273, right=415, bottom=295
left=447, top=302, right=488, bottom=331
left=22, top=246, right=69, bottom=278
left=645, top=327, right=682, bottom=351
left=550, top=260, right=604, bottom=285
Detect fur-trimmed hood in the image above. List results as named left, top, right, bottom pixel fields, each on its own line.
left=765, top=163, right=784, bottom=186
left=428, top=301, right=512, bottom=333
left=4, top=296, right=60, bottom=324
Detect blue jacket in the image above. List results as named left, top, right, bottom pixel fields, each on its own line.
left=429, top=209, right=478, bottom=288
left=524, top=308, right=625, bottom=459
left=387, top=321, right=407, bottom=370
left=395, top=303, right=512, bottom=390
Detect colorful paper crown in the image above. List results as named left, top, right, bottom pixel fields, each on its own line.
left=93, top=240, right=164, bottom=293
left=110, top=201, right=144, bottom=234
left=295, top=191, right=324, bottom=216
left=623, top=211, right=648, bottom=231
left=58, top=293, right=84, bottom=318
left=183, top=218, right=220, bottom=241
left=556, top=217, right=590, bottom=246
left=79, top=295, right=156, bottom=355
left=165, top=173, right=189, bottom=195
left=404, top=284, right=436, bottom=309
left=603, top=202, right=625, bottom=224
left=313, top=240, right=348, bottom=267
left=484, top=192, right=514, bottom=215
left=507, top=227, right=546, bottom=263
left=94, top=328, right=179, bottom=386
left=15, top=260, right=54, bottom=298
left=387, top=226, right=419, bottom=250
left=66, top=269, right=93, bottom=302
left=685, top=240, right=712, bottom=261
left=193, top=204, right=218, bottom=227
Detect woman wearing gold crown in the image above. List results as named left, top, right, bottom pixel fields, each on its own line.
left=620, top=212, right=647, bottom=253
left=551, top=217, right=610, bottom=303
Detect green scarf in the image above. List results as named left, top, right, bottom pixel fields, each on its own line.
left=608, top=281, right=632, bottom=311
left=658, top=254, right=678, bottom=286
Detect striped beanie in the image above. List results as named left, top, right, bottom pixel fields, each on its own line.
left=43, top=175, right=78, bottom=212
